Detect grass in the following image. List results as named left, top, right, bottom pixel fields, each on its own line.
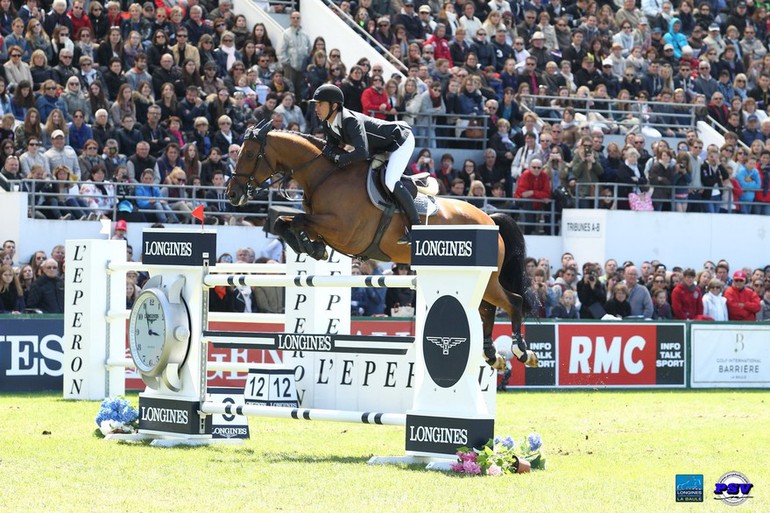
left=0, top=390, right=767, bottom=512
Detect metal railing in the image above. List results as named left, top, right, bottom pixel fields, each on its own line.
left=21, top=180, right=302, bottom=225
left=520, top=93, right=702, bottom=134
left=366, top=111, right=490, bottom=149
left=321, top=0, right=409, bottom=75
left=17, top=178, right=765, bottom=234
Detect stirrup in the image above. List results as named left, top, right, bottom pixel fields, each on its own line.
left=397, top=229, right=412, bottom=245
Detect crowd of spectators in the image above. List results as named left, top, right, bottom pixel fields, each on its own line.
left=2, top=0, right=770, bottom=223
left=531, top=251, right=770, bottom=321
left=3, top=239, right=769, bottom=320
left=321, top=0, right=770, bottom=212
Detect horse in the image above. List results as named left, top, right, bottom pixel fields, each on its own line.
left=226, top=123, right=538, bottom=370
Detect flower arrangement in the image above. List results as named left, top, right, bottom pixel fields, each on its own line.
left=94, top=397, right=139, bottom=437
left=451, top=433, right=546, bottom=476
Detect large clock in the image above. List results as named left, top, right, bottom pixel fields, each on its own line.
left=128, top=275, right=191, bottom=392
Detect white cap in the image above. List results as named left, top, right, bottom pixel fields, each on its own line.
left=51, top=129, right=65, bottom=139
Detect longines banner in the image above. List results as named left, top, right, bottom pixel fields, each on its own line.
left=141, top=229, right=217, bottom=266
left=690, top=325, right=770, bottom=388
left=0, top=317, right=62, bottom=391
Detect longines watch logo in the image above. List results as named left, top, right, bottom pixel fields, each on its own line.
left=427, top=337, right=467, bottom=356
left=423, top=296, right=471, bottom=388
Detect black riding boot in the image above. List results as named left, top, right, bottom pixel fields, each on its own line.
left=391, top=181, right=420, bottom=244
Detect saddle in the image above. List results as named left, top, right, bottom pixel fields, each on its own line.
left=365, top=154, right=439, bottom=218
left=359, top=154, right=439, bottom=261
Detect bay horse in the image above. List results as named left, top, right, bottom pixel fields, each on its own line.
left=226, top=123, right=537, bottom=370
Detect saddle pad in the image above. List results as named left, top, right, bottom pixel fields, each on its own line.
left=365, top=166, right=439, bottom=217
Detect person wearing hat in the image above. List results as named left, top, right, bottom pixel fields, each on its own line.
left=111, top=220, right=128, bottom=240
left=741, top=114, right=763, bottom=146
left=395, top=0, right=426, bottom=44
left=309, top=84, right=419, bottom=244
left=703, top=22, right=726, bottom=56
left=44, top=130, right=82, bottom=179
left=574, top=54, right=601, bottom=89
left=723, top=270, right=761, bottom=320
left=528, top=31, right=549, bottom=69
left=725, top=2, right=748, bottom=36
left=664, top=18, right=688, bottom=59
left=417, top=4, right=436, bottom=35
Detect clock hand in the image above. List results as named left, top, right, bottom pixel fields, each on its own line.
left=148, top=329, right=160, bottom=336
left=144, top=303, right=151, bottom=332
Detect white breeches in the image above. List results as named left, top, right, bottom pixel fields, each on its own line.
left=384, top=131, right=415, bottom=191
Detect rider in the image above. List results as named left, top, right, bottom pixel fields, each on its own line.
left=309, top=84, right=420, bottom=244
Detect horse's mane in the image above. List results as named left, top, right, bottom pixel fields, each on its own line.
left=270, top=129, right=325, bottom=151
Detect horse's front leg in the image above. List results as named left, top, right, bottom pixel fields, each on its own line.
left=274, top=216, right=306, bottom=256
left=289, top=214, right=328, bottom=261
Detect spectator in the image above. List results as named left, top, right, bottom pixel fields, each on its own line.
left=44, top=130, right=81, bottom=178
left=279, top=11, right=311, bottom=95
left=550, top=289, right=579, bottom=318
left=670, top=268, right=701, bottom=320
left=26, top=258, right=64, bottom=313
left=577, top=262, right=607, bottom=319
left=724, top=270, right=761, bottom=320
left=605, top=283, right=632, bottom=318
left=0, top=264, right=25, bottom=313
left=702, top=278, right=728, bottom=320
left=385, top=263, right=416, bottom=316
left=514, top=158, right=551, bottom=234
left=623, top=265, right=653, bottom=318
left=651, top=288, right=673, bottom=319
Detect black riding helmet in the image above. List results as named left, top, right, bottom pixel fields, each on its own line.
left=310, top=84, right=345, bottom=105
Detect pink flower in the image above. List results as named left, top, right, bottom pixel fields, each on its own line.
left=457, top=450, right=477, bottom=463
left=486, top=464, right=503, bottom=476
left=450, top=462, right=465, bottom=473
left=462, top=460, right=481, bottom=475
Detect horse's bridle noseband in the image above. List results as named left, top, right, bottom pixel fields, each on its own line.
left=230, top=124, right=279, bottom=200
left=231, top=123, right=323, bottom=201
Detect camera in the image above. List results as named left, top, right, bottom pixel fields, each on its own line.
left=588, top=272, right=596, bottom=282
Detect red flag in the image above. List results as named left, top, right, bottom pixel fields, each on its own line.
left=191, top=205, right=205, bottom=224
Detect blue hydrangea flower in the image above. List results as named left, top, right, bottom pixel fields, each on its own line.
left=501, top=436, right=514, bottom=449
left=95, top=397, right=138, bottom=426
left=528, top=433, right=542, bottom=452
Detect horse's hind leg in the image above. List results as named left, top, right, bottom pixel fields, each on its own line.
left=479, top=300, right=506, bottom=370
left=484, top=280, right=538, bottom=368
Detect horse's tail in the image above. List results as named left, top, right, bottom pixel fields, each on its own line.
left=491, top=213, right=534, bottom=316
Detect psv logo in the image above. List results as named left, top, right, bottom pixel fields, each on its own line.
left=559, top=325, right=657, bottom=386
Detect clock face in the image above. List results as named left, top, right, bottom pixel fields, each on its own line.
left=129, top=291, right=168, bottom=373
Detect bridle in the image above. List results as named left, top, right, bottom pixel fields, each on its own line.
left=230, top=124, right=324, bottom=200
left=230, top=126, right=276, bottom=199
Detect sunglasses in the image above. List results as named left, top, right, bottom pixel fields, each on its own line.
left=10, top=53, right=20, bottom=57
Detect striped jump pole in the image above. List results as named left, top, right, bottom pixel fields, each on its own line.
left=203, top=274, right=416, bottom=289
left=201, top=402, right=406, bottom=426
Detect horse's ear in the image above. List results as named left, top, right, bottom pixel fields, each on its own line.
left=256, top=119, right=273, bottom=144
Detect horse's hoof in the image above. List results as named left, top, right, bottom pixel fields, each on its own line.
left=484, top=353, right=507, bottom=371
left=524, top=350, right=539, bottom=368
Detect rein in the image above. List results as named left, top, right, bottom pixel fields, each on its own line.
left=232, top=129, right=327, bottom=202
